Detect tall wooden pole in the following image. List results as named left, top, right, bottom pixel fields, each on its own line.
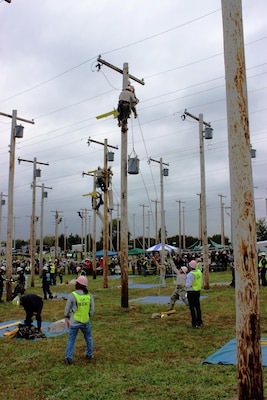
left=92, top=172, right=97, bottom=279
left=120, top=62, right=129, bottom=308
left=199, top=114, right=209, bottom=290
left=218, top=194, right=226, bottom=245
left=221, top=1, right=263, bottom=398
left=183, top=110, right=211, bottom=289
left=2, top=110, right=34, bottom=300
left=6, top=110, right=17, bottom=300
left=103, top=139, right=109, bottom=288
left=30, top=158, right=37, bottom=287
left=96, top=57, right=144, bottom=307
left=160, top=158, right=165, bottom=269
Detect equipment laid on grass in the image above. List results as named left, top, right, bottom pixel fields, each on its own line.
left=3, top=327, right=19, bottom=338
left=151, top=309, right=177, bottom=319
left=0, top=320, right=21, bottom=330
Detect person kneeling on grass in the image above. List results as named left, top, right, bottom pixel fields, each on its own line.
left=64, top=275, right=94, bottom=365
left=168, top=266, right=189, bottom=309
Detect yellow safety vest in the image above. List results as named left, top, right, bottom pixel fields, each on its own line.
left=72, top=291, right=90, bottom=323
left=191, top=269, right=202, bottom=291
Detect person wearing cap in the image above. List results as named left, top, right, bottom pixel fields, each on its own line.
left=42, top=265, right=53, bottom=300
left=20, top=294, right=44, bottom=332
left=168, top=266, right=189, bottom=310
left=64, top=275, right=94, bottom=365
left=258, top=252, right=267, bottom=286
left=11, top=267, right=26, bottom=301
left=0, top=265, right=6, bottom=302
left=186, top=260, right=203, bottom=328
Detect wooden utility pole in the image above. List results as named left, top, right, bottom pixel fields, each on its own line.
left=87, top=137, right=118, bottom=288
left=149, top=157, right=169, bottom=271
left=0, top=193, right=7, bottom=252
left=96, top=56, right=144, bottom=307
left=0, top=111, right=34, bottom=301
left=139, top=204, right=149, bottom=252
left=176, top=200, right=185, bottom=252
left=151, top=199, right=160, bottom=244
left=221, top=1, right=263, bottom=398
left=18, top=157, right=49, bottom=286
left=182, top=206, right=186, bottom=249
left=36, top=184, right=52, bottom=277
left=82, top=171, right=97, bottom=279
left=182, top=110, right=212, bottom=290
left=218, top=193, right=227, bottom=245
left=51, top=210, right=63, bottom=260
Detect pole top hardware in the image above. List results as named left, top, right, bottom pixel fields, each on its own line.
left=97, top=56, right=145, bottom=86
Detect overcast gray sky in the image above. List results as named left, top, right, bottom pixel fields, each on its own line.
left=0, top=0, right=266, bottom=246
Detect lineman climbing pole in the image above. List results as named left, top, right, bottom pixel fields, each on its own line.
left=221, top=1, right=263, bottom=399
left=87, top=137, right=118, bottom=288
left=96, top=56, right=144, bottom=307
left=82, top=170, right=98, bottom=279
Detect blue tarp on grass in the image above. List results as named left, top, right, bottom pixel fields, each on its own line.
left=130, top=295, right=207, bottom=304
left=0, top=320, right=68, bottom=339
left=129, top=283, right=161, bottom=289
left=202, top=338, right=267, bottom=366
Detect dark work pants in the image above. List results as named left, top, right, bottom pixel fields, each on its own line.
left=25, top=303, right=43, bottom=331
left=187, top=290, right=202, bottom=327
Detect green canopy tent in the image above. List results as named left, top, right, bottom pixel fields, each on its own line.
left=128, top=248, right=145, bottom=256
left=209, top=239, right=229, bottom=250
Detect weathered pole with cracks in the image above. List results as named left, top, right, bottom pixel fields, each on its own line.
left=221, top=1, right=263, bottom=398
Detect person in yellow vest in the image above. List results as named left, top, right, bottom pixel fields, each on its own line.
left=76, top=265, right=86, bottom=277
left=64, top=275, right=94, bottom=365
left=49, top=261, right=56, bottom=286
left=196, top=257, right=203, bottom=272
left=185, top=260, right=203, bottom=328
left=258, top=252, right=267, bottom=286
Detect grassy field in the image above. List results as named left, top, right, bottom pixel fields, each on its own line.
left=1, top=270, right=267, bottom=400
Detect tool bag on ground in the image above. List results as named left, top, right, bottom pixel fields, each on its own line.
left=16, top=323, right=36, bottom=340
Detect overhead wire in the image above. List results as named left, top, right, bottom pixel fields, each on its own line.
left=1, top=5, right=266, bottom=240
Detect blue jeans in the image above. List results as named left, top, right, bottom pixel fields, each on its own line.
left=65, top=321, right=93, bottom=361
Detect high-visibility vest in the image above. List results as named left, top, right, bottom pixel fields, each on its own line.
left=191, top=269, right=202, bottom=291
left=50, top=264, right=55, bottom=273
left=72, top=291, right=90, bottom=323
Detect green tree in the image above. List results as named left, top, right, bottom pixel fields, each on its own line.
left=14, top=239, right=28, bottom=250
left=209, top=234, right=230, bottom=245
left=256, top=218, right=267, bottom=241
left=67, top=233, right=82, bottom=248
left=43, top=236, right=55, bottom=247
